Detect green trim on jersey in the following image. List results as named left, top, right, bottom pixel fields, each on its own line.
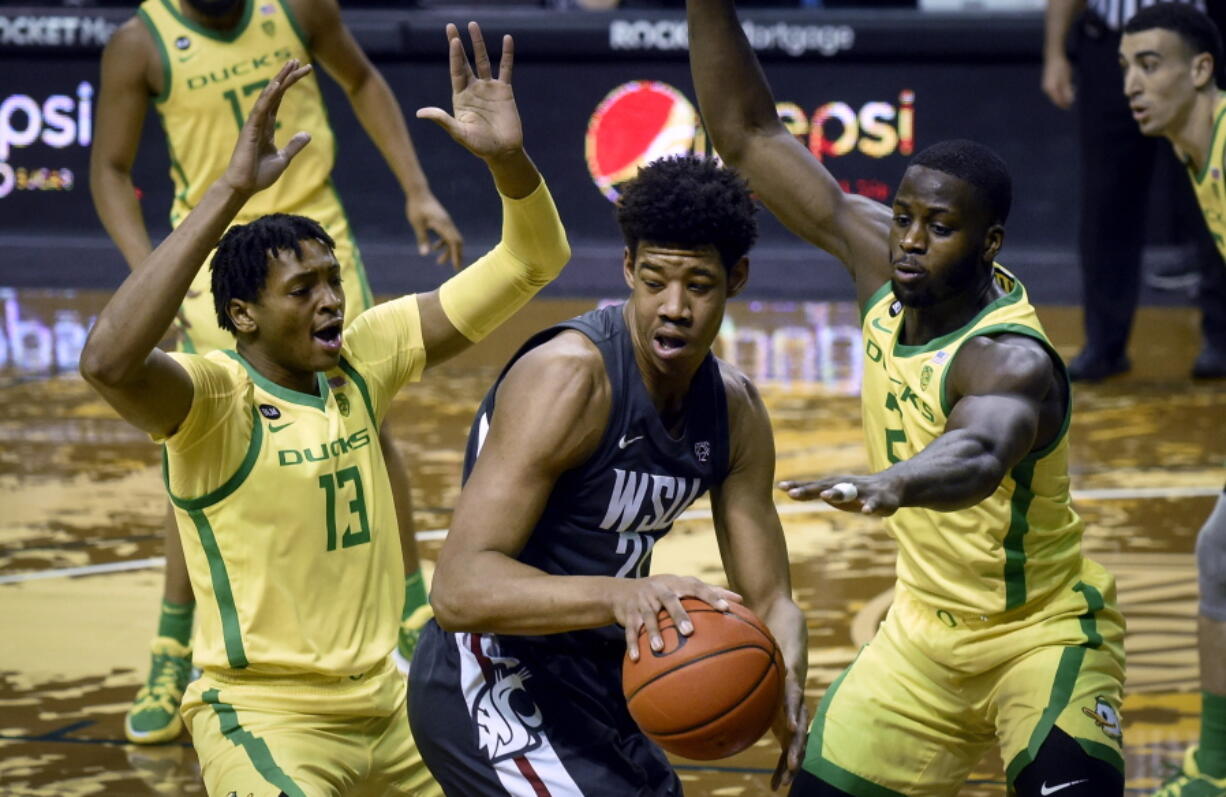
left=138, top=8, right=173, bottom=104
left=203, top=688, right=306, bottom=794
left=1003, top=458, right=1037, bottom=610
left=164, top=405, right=265, bottom=510
left=221, top=350, right=330, bottom=410
left=159, top=0, right=253, bottom=42
left=338, top=358, right=376, bottom=424
left=190, top=510, right=248, bottom=667
left=860, top=281, right=894, bottom=324
left=894, top=278, right=1023, bottom=359
left=1075, top=581, right=1105, bottom=649
left=276, top=0, right=310, bottom=50
left=1005, top=644, right=1087, bottom=784
left=1193, top=95, right=1226, bottom=185
left=1004, top=583, right=1113, bottom=783
left=805, top=656, right=907, bottom=796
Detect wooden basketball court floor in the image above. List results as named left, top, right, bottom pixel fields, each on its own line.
left=1, top=292, right=1223, bottom=796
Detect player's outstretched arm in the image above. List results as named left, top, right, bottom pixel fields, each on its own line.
left=779, top=335, right=1056, bottom=515
left=80, top=61, right=313, bottom=437
left=411, top=23, right=570, bottom=369
left=430, top=334, right=740, bottom=644
left=686, top=0, right=892, bottom=305
left=299, top=0, right=464, bottom=268
left=709, top=364, right=808, bottom=789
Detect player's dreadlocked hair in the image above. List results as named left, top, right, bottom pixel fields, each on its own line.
left=210, top=213, right=335, bottom=334
left=1125, top=3, right=1223, bottom=73
left=616, top=154, right=758, bottom=270
left=909, top=140, right=1013, bottom=226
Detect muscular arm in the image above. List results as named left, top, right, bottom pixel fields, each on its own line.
left=686, top=0, right=891, bottom=305
left=89, top=19, right=156, bottom=270
left=80, top=62, right=312, bottom=437
left=783, top=335, right=1061, bottom=514
left=297, top=0, right=462, bottom=266
left=429, top=335, right=619, bottom=634
left=709, top=364, right=808, bottom=786
left=1042, top=0, right=1084, bottom=109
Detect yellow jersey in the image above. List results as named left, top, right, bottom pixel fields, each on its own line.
left=137, top=0, right=336, bottom=226
left=158, top=297, right=424, bottom=711
left=860, top=267, right=1085, bottom=617
left=1185, top=92, right=1226, bottom=261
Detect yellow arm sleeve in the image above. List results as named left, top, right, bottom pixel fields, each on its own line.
left=438, top=179, right=570, bottom=342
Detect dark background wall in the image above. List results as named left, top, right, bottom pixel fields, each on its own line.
left=0, top=6, right=1192, bottom=300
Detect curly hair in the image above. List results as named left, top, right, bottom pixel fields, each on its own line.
left=210, top=213, right=335, bottom=334
left=616, top=154, right=758, bottom=269
left=909, top=139, right=1013, bottom=226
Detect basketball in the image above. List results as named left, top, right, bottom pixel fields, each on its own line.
left=622, top=598, right=785, bottom=760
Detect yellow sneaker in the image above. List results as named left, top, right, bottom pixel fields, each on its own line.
left=124, top=637, right=191, bottom=745
left=1154, top=747, right=1226, bottom=797
left=394, top=603, right=434, bottom=675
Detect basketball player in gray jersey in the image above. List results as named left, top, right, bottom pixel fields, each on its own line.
left=409, top=155, right=808, bottom=795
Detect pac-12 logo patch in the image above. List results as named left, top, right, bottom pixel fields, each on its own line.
left=175, top=36, right=191, bottom=50
left=1081, top=696, right=1122, bottom=741
left=889, top=300, right=903, bottom=318
left=258, top=404, right=281, bottom=420
left=694, top=441, right=711, bottom=462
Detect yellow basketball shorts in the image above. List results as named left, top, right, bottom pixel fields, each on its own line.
left=182, top=670, right=441, bottom=797
left=801, top=564, right=1126, bottom=795
left=175, top=197, right=374, bottom=355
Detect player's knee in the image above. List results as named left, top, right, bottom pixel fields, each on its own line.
left=1012, top=727, right=1122, bottom=796
left=1196, top=492, right=1226, bottom=621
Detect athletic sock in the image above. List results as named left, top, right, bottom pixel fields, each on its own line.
left=156, top=599, right=194, bottom=647
left=403, top=569, right=429, bottom=621
left=1198, top=690, right=1226, bottom=777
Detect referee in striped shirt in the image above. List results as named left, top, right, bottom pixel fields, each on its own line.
left=1043, top=0, right=1226, bottom=382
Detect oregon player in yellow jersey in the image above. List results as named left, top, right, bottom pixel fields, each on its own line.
left=82, top=37, right=568, bottom=795
left=687, top=2, right=1125, bottom=793
left=1121, top=7, right=1226, bottom=795
left=90, top=0, right=461, bottom=745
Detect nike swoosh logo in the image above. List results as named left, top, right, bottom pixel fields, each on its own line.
left=871, top=318, right=894, bottom=334
left=1040, top=780, right=1087, bottom=795
left=269, top=422, right=294, bottom=433
left=618, top=434, right=643, bottom=449
left=178, top=53, right=196, bottom=62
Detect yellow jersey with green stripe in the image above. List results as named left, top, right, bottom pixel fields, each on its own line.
left=1185, top=92, right=1226, bottom=261
left=860, top=266, right=1084, bottom=617
left=158, top=297, right=424, bottom=710
left=137, top=0, right=336, bottom=226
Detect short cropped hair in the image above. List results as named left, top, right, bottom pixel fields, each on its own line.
left=1125, top=3, right=1223, bottom=69
left=616, top=154, right=758, bottom=270
left=909, top=139, right=1013, bottom=225
left=210, top=213, right=335, bottom=334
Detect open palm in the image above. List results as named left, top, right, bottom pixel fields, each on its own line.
left=223, top=60, right=313, bottom=195
left=417, top=23, right=522, bottom=161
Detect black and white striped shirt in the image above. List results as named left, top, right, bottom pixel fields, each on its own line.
left=1088, top=0, right=1206, bottom=32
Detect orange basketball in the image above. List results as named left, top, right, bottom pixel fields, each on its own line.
left=622, top=597, right=785, bottom=760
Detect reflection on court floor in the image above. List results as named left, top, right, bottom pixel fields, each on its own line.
left=0, top=293, right=1222, bottom=795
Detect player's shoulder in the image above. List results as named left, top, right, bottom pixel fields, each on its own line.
left=104, top=14, right=157, bottom=64
left=953, top=332, right=1054, bottom=397
left=509, top=329, right=606, bottom=389
left=715, top=356, right=763, bottom=411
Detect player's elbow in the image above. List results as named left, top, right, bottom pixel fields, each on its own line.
left=428, top=571, right=492, bottom=632
left=79, top=329, right=134, bottom=389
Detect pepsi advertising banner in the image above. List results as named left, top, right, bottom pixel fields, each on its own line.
left=1, top=9, right=1087, bottom=297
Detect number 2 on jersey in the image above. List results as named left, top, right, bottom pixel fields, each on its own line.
left=319, top=466, right=371, bottom=551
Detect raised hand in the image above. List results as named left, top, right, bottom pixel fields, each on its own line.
left=223, top=60, right=313, bottom=196
left=416, top=22, right=522, bottom=162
